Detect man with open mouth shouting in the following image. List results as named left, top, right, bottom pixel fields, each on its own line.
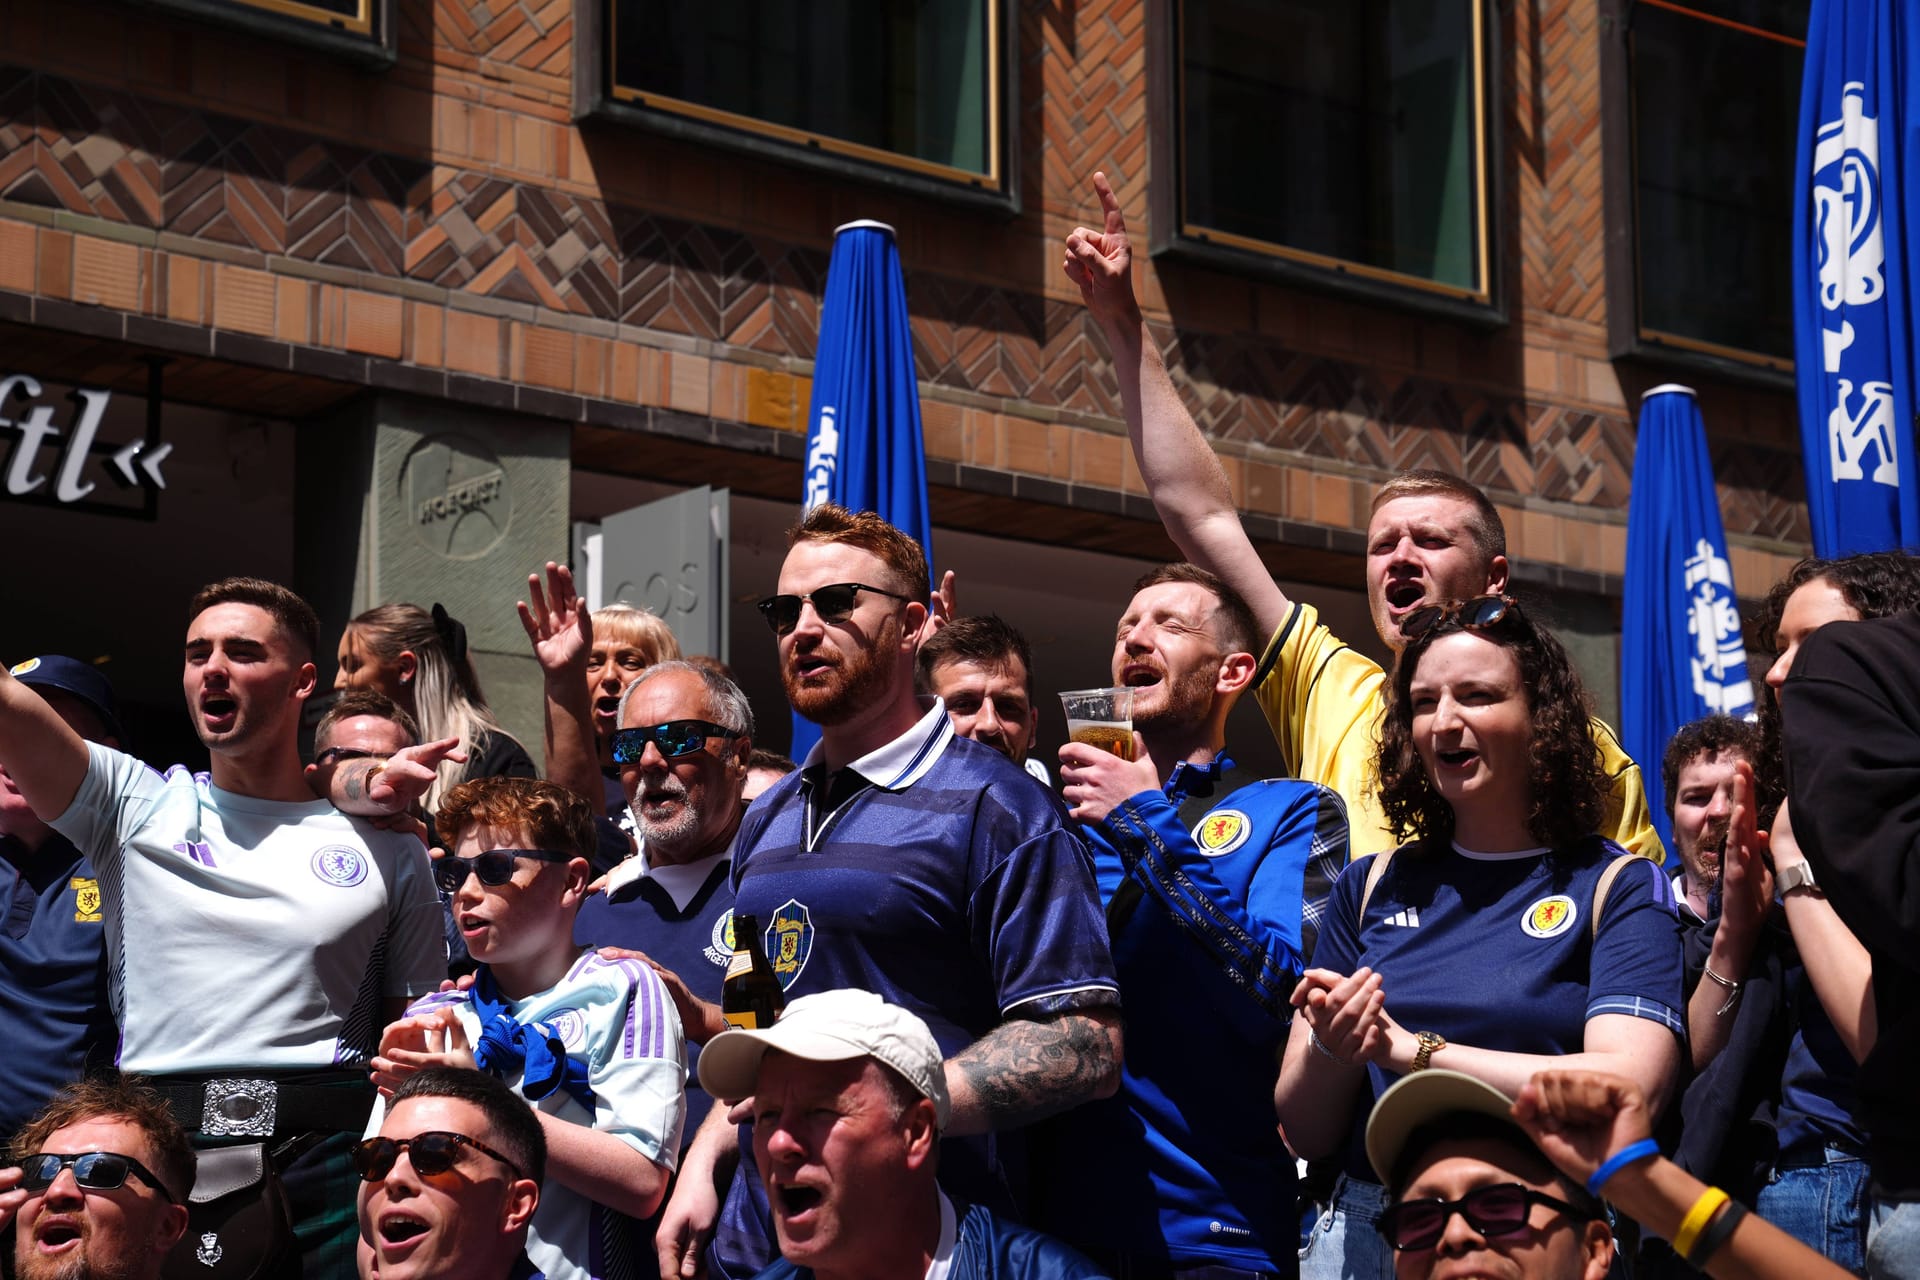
left=0, top=578, right=447, bottom=1279
left=353, top=1067, right=545, bottom=1280
left=1062, top=170, right=1661, bottom=865
left=1, top=1076, right=193, bottom=1280
left=697, top=989, right=1109, bottom=1280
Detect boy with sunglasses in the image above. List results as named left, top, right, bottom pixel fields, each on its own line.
left=368, top=777, right=686, bottom=1280
left=2, top=1075, right=193, bottom=1280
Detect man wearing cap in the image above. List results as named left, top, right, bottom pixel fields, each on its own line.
left=0, top=656, right=125, bottom=1136
left=1367, top=1070, right=1614, bottom=1280
left=698, top=989, right=1111, bottom=1280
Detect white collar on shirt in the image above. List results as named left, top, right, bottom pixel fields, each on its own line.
left=798, top=697, right=955, bottom=792
left=925, top=1189, right=957, bottom=1280
left=603, top=843, right=731, bottom=912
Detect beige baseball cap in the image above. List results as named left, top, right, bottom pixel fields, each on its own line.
left=696, top=988, right=951, bottom=1129
left=1365, top=1069, right=1524, bottom=1186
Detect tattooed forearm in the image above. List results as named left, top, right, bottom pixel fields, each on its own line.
left=945, top=1010, right=1121, bottom=1135
left=328, top=759, right=383, bottom=814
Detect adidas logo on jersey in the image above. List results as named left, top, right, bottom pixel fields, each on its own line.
left=1384, top=907, right=1421, bottom=928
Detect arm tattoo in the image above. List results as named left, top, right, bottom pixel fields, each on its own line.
left=340, top=761, right=371, bottom=803
left=951, top=1012, right=1117, bottom=1129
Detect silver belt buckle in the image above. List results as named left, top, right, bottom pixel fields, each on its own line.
left=201, top=1079, right=277, bottom=1137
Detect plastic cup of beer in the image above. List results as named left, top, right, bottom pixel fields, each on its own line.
left=1059, top=687, right=1136, bottom=761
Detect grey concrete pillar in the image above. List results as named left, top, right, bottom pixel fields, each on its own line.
left=295, top=394, right=570, bottom=768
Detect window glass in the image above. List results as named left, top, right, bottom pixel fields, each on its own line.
left=1178, top=0, right=1485, bottom=295
left=611, top=0, right=995, bottom=183
left=190, top=0, right=370, bottom=32
left=1629, top=0, right=1806, bottom=361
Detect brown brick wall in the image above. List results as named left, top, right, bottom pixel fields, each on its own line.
left=0, top=0, right=1810, bottom=595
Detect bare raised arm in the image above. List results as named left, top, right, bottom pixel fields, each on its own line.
left=518, top=562, right=605, bottom=808
left=1062, top=171, right=1292, bottom=640
left=0, top=666, right=91, bottom=822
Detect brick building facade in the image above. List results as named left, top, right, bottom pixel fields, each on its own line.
left=0, top=0, right=1809, bottom=760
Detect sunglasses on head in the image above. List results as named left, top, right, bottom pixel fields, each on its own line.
left=21, top=1151, right=177, bottom=1203
left=1400, top=594, right=1519, bottom=643
left=755, top=582, right=914, bottom=636
left=1377, top=1182, right=1598, bottom=1252
left=610, top=720, right=737, bottom=765
left=351, top=1132, right=523, bottom=1183
left=432, top=848, right=573, bottom=896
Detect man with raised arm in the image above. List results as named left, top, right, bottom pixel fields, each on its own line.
left=0, top=578, right=446, bottom=1280
left=1061, top=172, right=1661, bottom=862
left=656, top=504, right=1122, bottom=1280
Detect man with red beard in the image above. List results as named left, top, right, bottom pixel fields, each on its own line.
left=1, top=1076, right=192, bottom=1280
left=656, top=504, right=1122, bottom=1280
left=1043, top=562, right=1349, bottom=1275
left=0, top=579, right=445, bottom=1279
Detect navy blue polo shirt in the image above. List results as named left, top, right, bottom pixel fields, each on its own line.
left=1, top=832, right=116, bottom=1133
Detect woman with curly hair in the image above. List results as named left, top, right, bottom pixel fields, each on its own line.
left=1276, top=595, right=1686, bottom=1280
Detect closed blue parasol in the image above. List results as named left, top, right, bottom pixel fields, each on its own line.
left=790, top=220, right=934, bottom=759
left=1791, top=0, right=1920, bottom=554
left=1621, top=385, right=1755, bottom=859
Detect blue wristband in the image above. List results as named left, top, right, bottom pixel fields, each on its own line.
left=1586, top=1138, right=1661, bottom=1197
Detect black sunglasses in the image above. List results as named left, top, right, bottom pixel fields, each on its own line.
left=21, top=1151, right=177, bottom=1203
left=1400, top=594, right=1519, bottom=643
left=1378, top=1182, right=1598, bottom=1252
left=351, top=1132, right=523, bottom=1183
left=611, top=720, right=738, bottom=764
left=756, top=582, right=914, bottom=636
left=433, top=848, right=574, bottom=896
left=314, top=746, right=384, bottom=767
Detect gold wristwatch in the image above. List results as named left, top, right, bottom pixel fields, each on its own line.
left=1412, top=1030, right=1446, bottom=1072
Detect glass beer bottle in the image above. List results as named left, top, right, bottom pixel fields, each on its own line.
left=722, top=913, right=786, bottom=1030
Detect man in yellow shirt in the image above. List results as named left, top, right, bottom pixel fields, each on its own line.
left=1061, top=172, right=1661, bottom=862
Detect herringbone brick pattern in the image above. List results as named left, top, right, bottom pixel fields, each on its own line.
left=0, top=0, right=1809, bottom=555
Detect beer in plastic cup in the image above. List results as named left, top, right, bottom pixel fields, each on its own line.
left=1059, top=686, right=1136, bottom=761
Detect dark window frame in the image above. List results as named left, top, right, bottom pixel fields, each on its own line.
left=1599, top=0, right=1799, bottom=389
left=574, top=0, right=1021, bottom=216
left=127, top=0, right=392, bottom=67
left=1146, top=0, right=1505, bottom=328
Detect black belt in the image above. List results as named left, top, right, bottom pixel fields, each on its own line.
left=151, top=1072, right=375, bottom=1137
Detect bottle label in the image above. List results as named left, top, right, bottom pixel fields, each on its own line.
left=723, top=1010, right=763, bottom=1031
left=725, top=950, right=754, bottom=981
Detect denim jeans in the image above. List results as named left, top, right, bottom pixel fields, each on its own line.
left=1298, top=1175, right=1395, bottom=1280
left=1755, top=1146, right=1871, bottom=1276
left=1868, top=1197, right=1920, bottom=1280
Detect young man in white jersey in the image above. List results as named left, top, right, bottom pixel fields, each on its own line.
left=0, top=577, right=446, bottom=1279
left=369, top=776, right=685, bottom=1280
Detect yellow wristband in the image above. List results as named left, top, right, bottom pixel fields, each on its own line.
left=1671, top=1187, right=1730, bottom=1260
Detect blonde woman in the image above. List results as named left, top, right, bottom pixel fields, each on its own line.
left=335, top=602, right=535, bottom=812
left=518, top=563, right=681, bottom=819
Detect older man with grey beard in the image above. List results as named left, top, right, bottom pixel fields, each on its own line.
left=568, top=659, right=754, bottom=1135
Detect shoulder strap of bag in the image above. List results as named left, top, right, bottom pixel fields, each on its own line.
left=1358, top=848, right=1398, bottom=923
left=1589, top=853, right=1637, bottom=944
